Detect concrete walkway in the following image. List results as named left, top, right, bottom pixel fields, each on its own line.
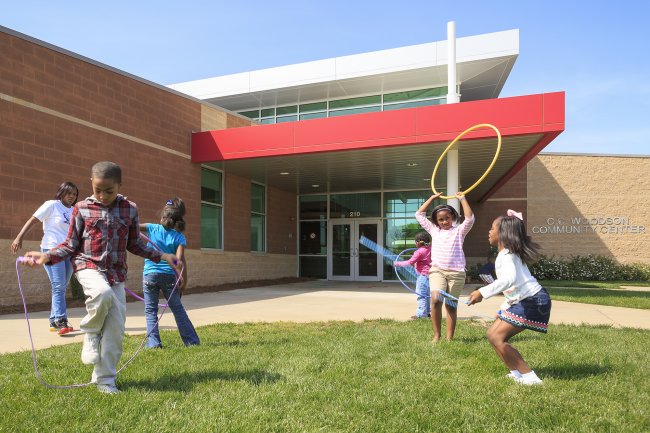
left=2, top=281, right=649, bottom=354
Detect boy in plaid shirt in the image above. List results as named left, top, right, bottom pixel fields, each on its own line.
left=24, top=161, right=180, bottom=394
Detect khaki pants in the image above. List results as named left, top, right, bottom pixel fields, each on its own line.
left=76, top=269, right=126, bottom=387
left=429, top=267, right=466, bottom=303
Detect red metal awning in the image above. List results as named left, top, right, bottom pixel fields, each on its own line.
left=192, top=92, right=564, bottom=201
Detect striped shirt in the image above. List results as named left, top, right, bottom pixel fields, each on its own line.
left=394, top=245, right=431, bottom=276
left=47, top=194, right=162, bottom=285
left=415, top=211, right=474, bottom=272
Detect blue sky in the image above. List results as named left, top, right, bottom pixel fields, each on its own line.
left=3, top=0, right=649, bottom=155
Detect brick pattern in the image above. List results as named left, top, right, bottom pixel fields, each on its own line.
left=267, top=187, right=298, bottom=255
left=0, top=30, right=298, bottom=307
left=528, top=155, right=649, bottom=264
left=465, top=167, right=528, bottom=264
left=223, top=173, right=251, bottom=252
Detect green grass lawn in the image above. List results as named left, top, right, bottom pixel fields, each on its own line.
left=540, top=280, right=650, bottom=289
left=1, top=320, right=648, bottom=433
left=542, top=287, right=650, bottom=310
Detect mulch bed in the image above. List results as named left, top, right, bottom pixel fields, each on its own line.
left=0, top=277, right=315, bottom=316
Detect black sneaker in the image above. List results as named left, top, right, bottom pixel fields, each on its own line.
left=55, top=318, right=73, bottom=335
left=49, top=321, right=59, bottom=332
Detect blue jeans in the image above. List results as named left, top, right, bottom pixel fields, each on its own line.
left=143, top=273, right=200, bottom=348
left=42, top=248, right=74, bottom=322
left=415, top=274, right=431, bottom=317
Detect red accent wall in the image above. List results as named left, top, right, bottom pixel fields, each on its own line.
left=192, top=92, right=565, bottom=162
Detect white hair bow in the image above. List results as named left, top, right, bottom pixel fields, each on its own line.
left=507, top=209, right=523, bottom=220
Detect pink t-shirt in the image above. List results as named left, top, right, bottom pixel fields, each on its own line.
left=394, top=245, right=431, bottom=276
left=415, top=211, right=475, bottom=272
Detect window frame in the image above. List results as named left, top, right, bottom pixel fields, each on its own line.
left=200, top=165, right=224, bottom=251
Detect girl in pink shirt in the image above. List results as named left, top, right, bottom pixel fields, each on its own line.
left=394, top=231, right=432, bottom=319
left=415, top=192, right=474, bottom=342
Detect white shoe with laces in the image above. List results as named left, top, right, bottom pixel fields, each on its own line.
left=81, top=333, right=101, bottom=365
left=97, top=384, right=120, bottom=394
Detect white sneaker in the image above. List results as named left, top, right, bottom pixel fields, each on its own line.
left=515, top=376, right=543, bottom=385
left=97, top=384, right=120, bottom=394
left=505, top=372, right=520, bottom=380
left=81, top=333, right=101, bottom=365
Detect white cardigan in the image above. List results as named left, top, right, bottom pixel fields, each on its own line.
left=478, top=248, right=543, bottom=309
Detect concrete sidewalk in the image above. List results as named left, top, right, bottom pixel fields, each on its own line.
left=2, top=281, right=649, bottom=354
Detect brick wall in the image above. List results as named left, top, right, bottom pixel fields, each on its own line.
left=224, top=172, right=251, bottom=252
left=466, top=167, right=528, bottom=265
left=267, top=187, right=298, bottom=255
left=0, top=30, right=201, bottom=247
left=0, top=29, right=297, bottom=307
left=528, top=154, right=649, bottom=264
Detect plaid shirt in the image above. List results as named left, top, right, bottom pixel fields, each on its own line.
left=48, top=194, right=162, bottom=285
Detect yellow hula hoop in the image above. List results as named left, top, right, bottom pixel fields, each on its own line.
left=431, top=123, right=502, bottom=200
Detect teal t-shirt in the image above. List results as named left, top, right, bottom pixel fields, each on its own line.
left=142, top=224, right=186, bottom=275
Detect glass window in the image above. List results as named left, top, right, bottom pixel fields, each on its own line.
left=383, top=218, right=422, bottom=280
left=260, top=108, right=276, bottom=117
left=383, top=99, right=444, bottom=111
left=251, top=183, right=265, bottom=214
left=329, top=95, right=381, bottom=110
left=300, top=221, right=327, bottom=255
left=300, top=112, right=327, bottom=121
left=299, top=101, right=327, bottom=113
left=276, top=105, right=297, bottom=115
left=200, top=168, right=223, bottom=249
left=328, top=106, right=381, bottom=117
left=239, top=110, right=259, bottom=119
left=300, top=195, right=327, bottom=220
left=383, top=87, right=447, bottom=103
left=330, top=193, right=381, bottom=218
left=201, top=204, right=222, bottom=249
left=259, top=118, right=276, bottom=124
left=251, top=183, right=266, bottom=252
left=276, top=115, right=298, bottom=123
left=201, top=168, right=222, bottom=205
left=383, top=191, right=431, bottom=218
left=300, top=256, right=327, bottom=278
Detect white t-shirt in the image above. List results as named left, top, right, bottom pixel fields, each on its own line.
left=33, top=200, right=73, bottom=249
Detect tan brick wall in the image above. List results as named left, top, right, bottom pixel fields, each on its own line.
left=527, top=155, right=649, bottom=264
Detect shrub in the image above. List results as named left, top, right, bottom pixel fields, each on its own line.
left=529, top=254, right=650, bottom=282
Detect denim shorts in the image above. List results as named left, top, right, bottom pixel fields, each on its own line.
left=498, top=288, right=551, bottom=333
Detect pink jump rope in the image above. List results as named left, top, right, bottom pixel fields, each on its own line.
left=14, top=234, right=183, bottom=389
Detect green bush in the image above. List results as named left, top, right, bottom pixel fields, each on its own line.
left=529, top=254, right=650, bottom=282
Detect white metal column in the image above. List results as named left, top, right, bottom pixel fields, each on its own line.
left=446, top=21, right=460, bottom=211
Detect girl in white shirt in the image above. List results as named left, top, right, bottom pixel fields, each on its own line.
left=468, top=210, right=551, bottom=385
left=11, top=182, right=79, bottom=335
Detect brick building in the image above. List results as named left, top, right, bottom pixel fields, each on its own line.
left=1, top=25, right=647, bottom=307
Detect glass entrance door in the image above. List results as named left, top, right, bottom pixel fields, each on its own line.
left=328, top=219, right=382, bottom=281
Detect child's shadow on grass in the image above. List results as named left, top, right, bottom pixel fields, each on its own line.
left=124, top=368, right=283, bottom=392
left=537, top=363, right=611, bottom=380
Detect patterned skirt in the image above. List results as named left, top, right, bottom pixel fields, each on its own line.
left=498, top=288, right=551, bottom=333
